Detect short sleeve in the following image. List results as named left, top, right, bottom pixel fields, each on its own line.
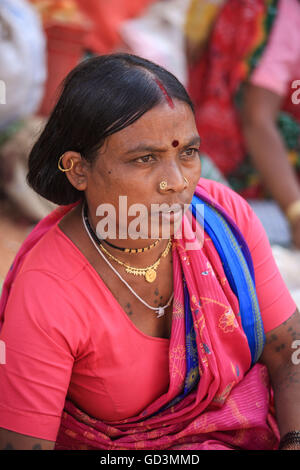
left=250, top=0, right=300, bottom=96
left=0, top=270, right=76, bottom=441
left=243, top=206, right=297, bottom=333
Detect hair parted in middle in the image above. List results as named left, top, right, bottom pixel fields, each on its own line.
left=27, top=53, right=194, bottom=205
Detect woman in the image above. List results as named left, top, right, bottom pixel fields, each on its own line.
left=0, top=53, right=300, bottom=450
left=185, top=0, right=300, bottom=247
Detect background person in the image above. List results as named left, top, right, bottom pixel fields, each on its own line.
left=185, top=0, right=300, bottom=247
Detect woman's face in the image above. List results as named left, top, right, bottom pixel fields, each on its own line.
left=84, top=99, right=201, bottom=241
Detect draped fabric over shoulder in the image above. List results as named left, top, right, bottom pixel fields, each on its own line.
left=0, top=181, right=280, bottom=450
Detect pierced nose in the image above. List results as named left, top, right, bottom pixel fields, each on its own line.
left=159, top=181, right=168, bottom=190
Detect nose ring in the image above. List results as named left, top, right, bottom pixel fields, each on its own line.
left=159, top=180, right=168, bottom=190
left=160, top=178, right=188, bottom=190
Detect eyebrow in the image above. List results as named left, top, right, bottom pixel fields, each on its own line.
left=124, top=136, right=201, bottom=155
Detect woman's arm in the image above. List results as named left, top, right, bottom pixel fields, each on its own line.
left=260, top=309, right=300, bottom=449
left=240, top=84, right=300, bottom=247
left=0, top=271, right=76, bottom=448
left=0, top=427, right=55, bottom=450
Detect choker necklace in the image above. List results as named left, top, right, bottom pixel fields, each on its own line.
left=83, top=201, right=171, bottom=283
left=83, top=203, right=160, bottom=253
left=103, top=238, right=160, bottom=253
left=81, top=203, right=174, bottom=318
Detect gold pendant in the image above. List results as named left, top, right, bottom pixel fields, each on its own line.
left=145, top=268, right=157, bottom=283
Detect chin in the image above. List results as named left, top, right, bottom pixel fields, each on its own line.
left=148, top=213, right=184, bottom=240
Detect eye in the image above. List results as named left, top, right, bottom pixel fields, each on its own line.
left=181, top=148, right=199, bottom=158
left=135, top=155, right=155, bottom=164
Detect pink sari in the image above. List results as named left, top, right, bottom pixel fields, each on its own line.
left=0, top=185, right=279, bottom=450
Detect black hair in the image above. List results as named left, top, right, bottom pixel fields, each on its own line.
left=27, top=53, right=194, bottom=205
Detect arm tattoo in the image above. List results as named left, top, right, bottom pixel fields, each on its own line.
left=265, top=310, right=300, bottom=391
left=265, top=310, right=300, bottom=355
left=3, top=443, right=14, bottom=450
left=3, top=442, right=43, bottom=450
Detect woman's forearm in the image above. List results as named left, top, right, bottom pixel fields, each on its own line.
left=260, top=310, right=300, bottom=449
left=0, top=427, right=55, bottom=450
left=270, top=362, right=300, bottom=449
left=242, top=118, right=300, bottom=211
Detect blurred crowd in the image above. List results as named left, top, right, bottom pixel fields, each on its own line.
left=1, top=0, right=300, bottom=300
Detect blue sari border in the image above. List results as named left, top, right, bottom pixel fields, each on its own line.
left=190, top=194, right=265, bottom=366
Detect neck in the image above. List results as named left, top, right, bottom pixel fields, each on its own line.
left=82, top=201, right=171, bottom=267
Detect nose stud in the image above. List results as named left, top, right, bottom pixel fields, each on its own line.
left=160, top=177, right=188, bottom=190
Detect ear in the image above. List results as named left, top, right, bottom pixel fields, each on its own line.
left=59, top=151, right=90, bottom=191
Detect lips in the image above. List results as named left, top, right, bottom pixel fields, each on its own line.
left=152, top=203, right=186, bottom=214
left=162, top=207, right=182, bottom=214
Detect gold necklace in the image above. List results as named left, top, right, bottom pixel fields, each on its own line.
left=98, top=239, right=172, bottom=283
left=83, top=201, right=161, bottom=254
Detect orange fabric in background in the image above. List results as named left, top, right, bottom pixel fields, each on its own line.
left=74, top=0, right=157, bottom=53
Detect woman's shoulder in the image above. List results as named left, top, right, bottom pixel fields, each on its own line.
left=3, top=221, right=96, bottom=352
left=1, top=223, right=94, bottom=370
left=197, top=178, right=254, bottom=229
left=197, top=178, right=271, bottom=259
left=17, top=222, right=88, bottom=283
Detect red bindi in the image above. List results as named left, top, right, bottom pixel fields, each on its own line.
left=172, top=140, right=179, bottom=147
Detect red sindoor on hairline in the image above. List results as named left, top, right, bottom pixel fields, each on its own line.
left=154, top=78, right=174, bottom=109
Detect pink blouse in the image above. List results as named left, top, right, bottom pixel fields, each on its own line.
left=0, top=179, right=296, bottom=441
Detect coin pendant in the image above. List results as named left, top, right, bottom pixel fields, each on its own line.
left=145, top=268, right=156, bottom=283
